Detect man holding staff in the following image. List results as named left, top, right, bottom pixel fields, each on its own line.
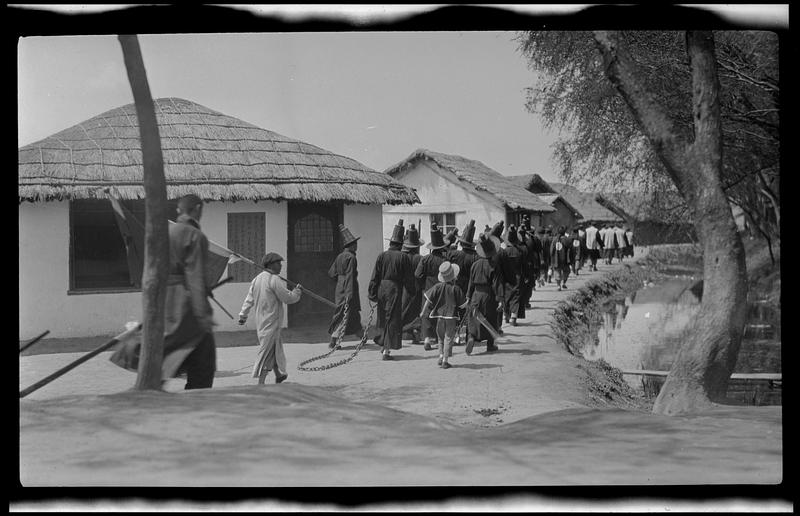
left=238, top=253, right=303, bottom=384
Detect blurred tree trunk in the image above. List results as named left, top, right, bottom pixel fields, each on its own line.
left=594, top=30, right=748, bottom=415
left=118, top=35, right=169, bottom=390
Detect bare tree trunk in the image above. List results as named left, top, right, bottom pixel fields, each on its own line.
left=594, top=31, right=748, bottom=415
left=118, top=35, right=169, bottom=390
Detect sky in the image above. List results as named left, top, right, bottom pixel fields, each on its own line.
left=18, top=30, right=565, bottom=182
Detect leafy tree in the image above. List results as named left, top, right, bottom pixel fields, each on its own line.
left=519, top=30, right=760, bottom=415
left=518, top=31, right=779, bottom=260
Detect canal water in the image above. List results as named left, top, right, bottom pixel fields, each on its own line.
left=579, top=278, right=781, bottom=405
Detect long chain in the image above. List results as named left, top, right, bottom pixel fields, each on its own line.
left=297, top=301, right=376, bottom=372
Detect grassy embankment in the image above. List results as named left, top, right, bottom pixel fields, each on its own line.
left=553, top=238, right=780, bottom=411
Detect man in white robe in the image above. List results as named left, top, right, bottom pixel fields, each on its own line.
left=238, top=253, right=302, bottom=384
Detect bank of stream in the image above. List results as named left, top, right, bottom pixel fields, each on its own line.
left=552, top=241, right=781, bottom=409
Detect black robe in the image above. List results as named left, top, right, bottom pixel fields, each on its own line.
left=327, top=249, right=362, bottom=336
left=414, top=250, right=447, bottom=339
left=401, top=252, right=423, bottom=334
left=369, top=248, right=416, bottom=350
left=497, top=244, right=525, bottom=319
left=466, top=257, right=499, bottom=343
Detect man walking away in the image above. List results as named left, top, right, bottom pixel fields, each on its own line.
left=369, top=219, right=416, bottom=360
left=465, top=233, right=501, bottom=355
left=446, top=220, right=478, bottom=346
left=326, top=224, right=363, bottom=349
left=400, top=224, right=424, bottom=344
left=584, top=222, right=603, bottom=272
left=420, top=261, right=466, bottom=369
left=238, top=253, right=303, bottom=384
left=550, top=226, right=574, bottom=291
left=110, top=193, right=217, bottom=390
left=498, top=224, right=524, bottom=326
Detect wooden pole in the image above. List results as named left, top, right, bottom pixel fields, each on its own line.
left=233, top=254, right=337, bottom=309
left=20, top=325, right=142, bottom=399
left=19, top=330, right=50, bottom=354
left=118, top=34, right=169, bottom=391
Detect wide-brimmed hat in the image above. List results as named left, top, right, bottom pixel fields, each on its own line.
left=476, top=233, right=500, bottom=258
left=505, top=224, right=520, bottom=244
left=444, top=227, right=459, bottom=247
left=262, top=252, right=284, bottom=268
left=426, top=222, right=448, bottom=250
left=437, top=261, right=460, bottom=283
left=458, top=219, right=477, bottom=248
left=386, top=218, right=405, bottom=244
left=489, top=221, right=505, bottom=243
left=338, top=224, right=360, bottom=248
left=402, top=223, right=424, bottom=249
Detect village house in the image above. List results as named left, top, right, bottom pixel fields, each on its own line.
left=382, top=149, right=555, bottom=244
left=18, top=98, right=418, bottom=339
left=508, top=173, right=594, bottom=229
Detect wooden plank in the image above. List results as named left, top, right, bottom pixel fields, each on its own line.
left=621, top=370, right=781, bottom=381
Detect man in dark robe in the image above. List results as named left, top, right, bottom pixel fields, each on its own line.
left=498, top=224, right=526, bottom=326
left=327, top=224, right=362, bottom=349
left=400, top=224, right=424, bottom=344
left=110, top=194, right=216, bottom=389
left=446, top=220, right=478, bottom=345
left=369, top=219, right=416, bottom=360
left=523, top=219, right=542, bottom=297
left=465, top=233, right=501, bottom=355
left=415, top=222, right=449, bottom=350
left=550, top=225, right=575, bottom=291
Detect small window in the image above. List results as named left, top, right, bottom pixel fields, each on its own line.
left=429, top=212, right=458, bottom=235
left=293, top=213, right=334, bottom=253
left=69, top=199, right=177, bottom=292
left=228, top=212, right=266, bottom=283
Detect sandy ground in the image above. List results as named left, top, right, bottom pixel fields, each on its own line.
left=18, top=253, right=783, bottom=487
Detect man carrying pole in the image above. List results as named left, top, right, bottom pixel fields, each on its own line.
left=110, top=194, right=217, bottom=390
left=238, top=253, right=303, bottom=384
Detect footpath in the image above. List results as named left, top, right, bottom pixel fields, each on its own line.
left=19, top=252, right=782, bottom=487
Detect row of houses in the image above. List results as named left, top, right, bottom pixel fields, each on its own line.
left=18, top=97, right=690, bottom=340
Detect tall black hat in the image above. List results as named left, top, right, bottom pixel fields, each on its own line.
left=402, top=223, right=424, bottom=249
left=427, top=222, right=448, bottom=250
left=459, top=219, right=477, bottom=248
left=388, top=218, right=405, bottom=244
left=444, top=227, right=459, bottom=247
left=489, top=221, right=505, bottom=243
left=338, top=224, right=360, bottom=248
left=476, top=233, right=500, bottom=259
left=506, top=224, right=520, bottom=244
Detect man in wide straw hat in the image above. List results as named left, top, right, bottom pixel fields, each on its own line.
left=326, top=224, right=363, bottom=349
left=369, top=219, right=416, bottom=360
left=465, top=233, right=502, bottom=355
left=401, top=223, right=424, bottom=344
left=238, top=252, right=303, bottom=384
left=414, top=221, right=449, bottom=351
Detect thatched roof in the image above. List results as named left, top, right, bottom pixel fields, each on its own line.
left=384, top=149, right=555, bottom=213
left=596, top=191, right=691, bottom=224
left=18, top=98, right=419, bottom=205
left=509, top=174, right=618, bottom=223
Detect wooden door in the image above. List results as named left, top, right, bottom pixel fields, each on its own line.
left=287, top=202, right=342, bottom=327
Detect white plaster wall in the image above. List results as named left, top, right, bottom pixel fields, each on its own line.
left=343, top=203, right=383, bottom=326
left=19, top=201, right=143, bottom=339
left=383, top=161, right=505, bottom=252
left=18, top=200, right=289, bottom=339
left=201, top=200, right=288, bottom=332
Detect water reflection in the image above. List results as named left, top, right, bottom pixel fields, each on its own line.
left=579, top=279, right=781, bottom=405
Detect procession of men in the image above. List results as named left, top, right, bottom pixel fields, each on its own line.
left=112, top=194, right=633, bottom=384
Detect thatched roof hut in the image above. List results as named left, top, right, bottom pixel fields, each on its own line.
left=18, top=97, right=419, bottom=205
left=385, top=149, right=554, bottom=213
left=509, top=173, right=621, bottom=223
